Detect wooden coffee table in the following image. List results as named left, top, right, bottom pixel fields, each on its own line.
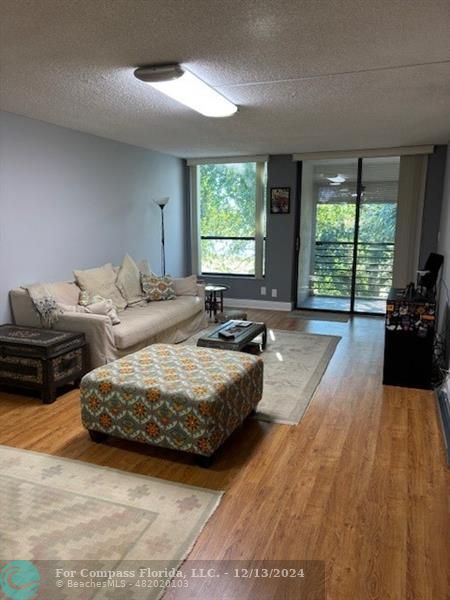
left=197, top=320, right=267, bottom=352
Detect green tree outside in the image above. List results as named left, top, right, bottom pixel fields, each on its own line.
left=197, top=162, right=396, bottom=299
left=314, top=202, right=396, bottom=298
left=199, top=162, right=260, bottom=274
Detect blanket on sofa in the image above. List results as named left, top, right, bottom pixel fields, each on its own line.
left=24, top=283, right=62, bottom=328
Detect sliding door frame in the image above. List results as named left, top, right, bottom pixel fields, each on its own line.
left=349, top=158, right=363, bottom=313
left=295, top=155, right=397, bottom=316
left=292, top=160, right=303, bottom=308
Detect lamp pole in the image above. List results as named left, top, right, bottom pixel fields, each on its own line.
left=154, top=197, right=169, bottom=276
left=160, top=204, right=166, bottom=276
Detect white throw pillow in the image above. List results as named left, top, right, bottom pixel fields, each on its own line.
left=137, top=259, right=151, bottom=275
left=172, top=275, right=198, bottom=296
left=116, top=254, right=143, bottom=305
left=87, top=297, right=121, bottom=325
left=73, top=263, right=127, bottom=311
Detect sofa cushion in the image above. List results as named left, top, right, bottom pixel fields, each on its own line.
left=172, top=275, right=198, bottom=296
left=113, top=296, right=203, bottom=349
left=46, top=282, right=80, bottom=305
left=73, top=263, right=127, bottom=311
left=116, top=254, right=143, bottom=305
left=141, top=274, right=176, bottom=302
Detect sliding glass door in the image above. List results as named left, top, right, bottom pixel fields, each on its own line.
left=354, top=158, right=399, bottom=312
left=297, top=156, right=400, bottom=314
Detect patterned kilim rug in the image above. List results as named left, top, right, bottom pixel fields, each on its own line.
left=0, top=445, right=222, bottom=599
left=185, top=329, right=340, bottom=425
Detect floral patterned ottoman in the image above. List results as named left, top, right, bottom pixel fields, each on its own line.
left=80, top=344, right=263, bottom=464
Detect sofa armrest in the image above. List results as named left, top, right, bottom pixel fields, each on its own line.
left=54, top=312, right=117, bottom=369
left=10, top=288, right=42, bottom=327
left=196, top=283, right=206, bottom=303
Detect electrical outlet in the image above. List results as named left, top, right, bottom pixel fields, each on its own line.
left=271, top=289, right=278, bottom=298
left=260, top=286, right=266, bottom=296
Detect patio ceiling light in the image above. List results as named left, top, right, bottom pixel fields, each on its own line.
left=327, top=174, right=347, bottom=183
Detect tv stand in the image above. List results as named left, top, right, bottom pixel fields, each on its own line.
left=383, top=288, right=436, bottom=389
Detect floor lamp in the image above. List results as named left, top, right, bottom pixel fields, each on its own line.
left=154, top=197, right=169, bottom=275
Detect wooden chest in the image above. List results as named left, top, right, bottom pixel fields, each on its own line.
left=0, top=324, right=87, bottom=404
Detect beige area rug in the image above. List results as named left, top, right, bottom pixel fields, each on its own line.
left=289, top=310, right=349, bottom=323
left=185, top=329, right=340, bottom=425
left=0, top=445, right=222, bottom=599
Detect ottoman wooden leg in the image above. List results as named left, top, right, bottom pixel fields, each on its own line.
left=195, top=454, right=214, bottom=468
left=89, top=430, right=108, bottom=443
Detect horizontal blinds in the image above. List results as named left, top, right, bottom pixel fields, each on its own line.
left=318, top=180, right=399, bottom=204
left=292, top=146, right=434, bottom=161
left=186, top=155, right=268, bottom=166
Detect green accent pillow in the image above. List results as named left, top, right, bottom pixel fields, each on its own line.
left=141, top=274, right=176, bottom=302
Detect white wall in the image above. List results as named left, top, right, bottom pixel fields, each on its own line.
left=437, top=144, right=450, bottom=367
left=0, top=111, right=187, bottom=322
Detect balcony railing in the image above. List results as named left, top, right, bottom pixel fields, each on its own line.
left=311, top=241, right=394, bottom=299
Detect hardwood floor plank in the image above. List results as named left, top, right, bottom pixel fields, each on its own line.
left=0, top=311, right=448, bottom=600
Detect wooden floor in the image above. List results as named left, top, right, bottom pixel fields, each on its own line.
left=1, top=311, right=448, bottom=600
left=298, top=295, right=386, bottom=314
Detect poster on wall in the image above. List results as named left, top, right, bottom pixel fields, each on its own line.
left=270, top=187, right=290, bottom=214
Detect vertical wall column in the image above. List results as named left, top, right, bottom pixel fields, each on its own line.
left=297, top=162, right=315, bottom=304
left=265, top=156, right=299, bottom=303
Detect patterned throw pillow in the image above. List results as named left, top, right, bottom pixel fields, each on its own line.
left=78, top=289, right=90, bottom=306
left=141, top=274, right=176, bottom=302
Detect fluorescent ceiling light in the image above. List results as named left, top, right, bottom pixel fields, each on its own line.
left=134, top=64, right=238, bottom=118
left=327, top=174, right=347, bottom=183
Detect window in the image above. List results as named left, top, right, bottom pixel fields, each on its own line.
left=191, top=160, right=266, bottom=277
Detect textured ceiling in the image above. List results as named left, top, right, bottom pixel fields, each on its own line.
left=0, top=0, right=449, bottom=158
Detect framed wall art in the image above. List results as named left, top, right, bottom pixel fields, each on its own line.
left=270, top=187, right=290, bottom=214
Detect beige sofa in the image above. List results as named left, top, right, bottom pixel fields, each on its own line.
left=10, top=284, right=208, bottom=369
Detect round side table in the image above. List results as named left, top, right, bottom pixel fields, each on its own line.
left=204, top=284, right=230, bottom=320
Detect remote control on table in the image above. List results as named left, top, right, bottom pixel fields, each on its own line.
left=219, top=331, right=235, bottom=339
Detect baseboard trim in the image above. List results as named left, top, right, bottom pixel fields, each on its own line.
left=224, top=298, right=293, bottom=311
left=436, top=386, right=450, bottom=467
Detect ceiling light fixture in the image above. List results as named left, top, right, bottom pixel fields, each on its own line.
left=327, top=174, right=347, bottom=183
left=134, top=64, right=238, bottom=118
